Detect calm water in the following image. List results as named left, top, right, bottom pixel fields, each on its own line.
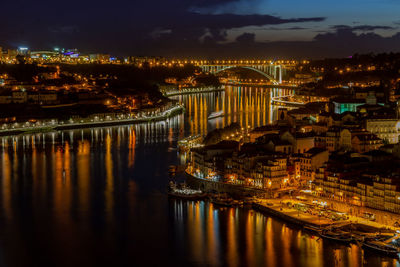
left=0, top=86, right=398, bottom=267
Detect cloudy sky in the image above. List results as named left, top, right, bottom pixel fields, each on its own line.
left=0, top=0, right=399, bottom=58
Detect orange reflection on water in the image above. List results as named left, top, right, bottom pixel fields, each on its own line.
left=265, top=217, right=276, bottom=266
left=77, top=140, right=90, bottom=213
left=206, top=204, right=218, bottom=266
left=187, top=201, right=204, bottom=263
left=226, top=208, right=238, bottom=267
left=281, top=225, right=294, bottom=267
left=105, top=131, right=114, bottom=221
left=52, top=142, right=72, bottom=224
left=246, top=211, right=255, bottom=267
left=349, top=244, right=361, bottom=267
left=193, top=95, right=198, bottom=135
left=1, top=148, right=12, bottom=221
left=128, top=127, right=136, bottom=168
left=297, top=229, right=323, bottom=266
left=13, top=140, right=18, bottom=178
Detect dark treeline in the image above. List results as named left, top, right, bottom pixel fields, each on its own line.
left=0, top=63, right=206, bottom=98
left=203, top=123, right=241, bottom=146
left=61, top=63, right=200, bottom=98
left=60, top=63, right=199, bottom=83
left=0, top=63, right=55, bottom=82
left=303, top=52, right=400, bottom=75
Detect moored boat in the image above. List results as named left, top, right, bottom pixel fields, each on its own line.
left=168, top=182, right=207, bottom=200
left=208, top=110, right=224, bottom=120
left=362, top=240, right=399, bottom=257
left=320, top=230, right=353, bottom=243
left=210, top=194, right=234, bottom=207
left=211, top=198, right=234, bottom=207
left=304, top=225, right=323, bottom=234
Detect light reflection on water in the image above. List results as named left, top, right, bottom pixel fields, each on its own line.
left=0, top=86, right=398, bottom=266
left=169, top=200, right=399, bottom=267
left=171, top=85, right=280, bottom=136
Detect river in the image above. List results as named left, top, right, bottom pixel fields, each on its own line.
left=0, top=85, right=397, bottom=267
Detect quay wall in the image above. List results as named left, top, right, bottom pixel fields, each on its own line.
left=253, top=203, right=319, bottom=228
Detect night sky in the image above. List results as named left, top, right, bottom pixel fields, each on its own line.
left=1, top=0, right=400, bottom=58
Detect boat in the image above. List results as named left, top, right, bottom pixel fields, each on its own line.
left=208, top=110, right=224, bottom=120
left=168, top=182, right=207, bottom=200
left=362, top=240, right=399, bottom=257
left=304, top=225, right=323, bottom=234
left=211, top=198, right=234, bottom=207
left=169, top=165, right=177, bottom=173
left=210, top=194, right=234, bottom=207
left=320, top=230, right=353, bottom=243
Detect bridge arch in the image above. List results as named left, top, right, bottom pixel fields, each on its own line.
left=212, top=66, right=279, bottom=85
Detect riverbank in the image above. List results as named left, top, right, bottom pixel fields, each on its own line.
left=185, top=170, right=398, bottom=233
left=0, top=104, right=184, bottom=136
left=299, top=193, right=400, bottom=231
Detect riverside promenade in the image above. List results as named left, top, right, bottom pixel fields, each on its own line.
left=0, top=104, right=184, bottom=136
left=299, top=193, right=400, bottom=230
left=253, top=200, right=335, bottom=228
left=186, top=170, right=335, bottom=227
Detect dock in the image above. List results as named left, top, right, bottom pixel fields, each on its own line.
left=253, top=201, right=335, bottom=228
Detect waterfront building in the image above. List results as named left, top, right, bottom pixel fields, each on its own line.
left=351, top=132, right=382, bottom=153
left=255, top=157, right=288, bottom=189
left=299, top=147, right=328, bottom=184
left=191, top=141, right=240, bottom=179
left=365, top=117, right=400, bottom=144
left=313, top=150, right=400, bottom=215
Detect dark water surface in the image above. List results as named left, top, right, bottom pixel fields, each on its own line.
left=0, top=86, right=398, bottom=266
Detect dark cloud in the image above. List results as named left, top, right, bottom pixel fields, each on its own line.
left=161, top=13, right=324, bottom=30
left=1, top=1, right=398, bottom=59
left=235, top=32, right=255, bottom=43
left=331, top=25, right=396, bottom=31
left=0, top=0, right=325, bottom=55
left=286, top=26, right=309, bottom=30
left=141, top=27, right=400, bottom=59
left=265, top=26, right=309, bottom=30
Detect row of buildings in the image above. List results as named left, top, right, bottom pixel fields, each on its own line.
left=314, top=151, right=400, bottom=214
left=0, top=47, right=114, bottom=64
left=190, top=129, right=329, bottom=193
left=188, top=85, right=400, bottom=213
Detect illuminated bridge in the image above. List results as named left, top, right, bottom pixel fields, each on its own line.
left=194, top=60, right=295, bottom=84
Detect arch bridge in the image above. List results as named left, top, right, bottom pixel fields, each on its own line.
left=198, top=63, right=285, bottom=84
